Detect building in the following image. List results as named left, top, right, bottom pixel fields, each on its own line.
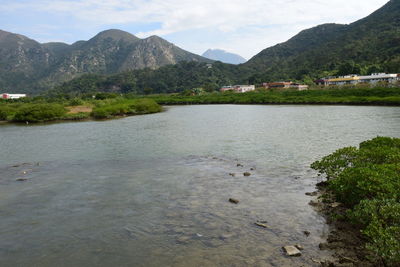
left=263, top=82, right=309, bottom=90
left=220, top=85, right=255, bottom=93
left=358, top=73, right=398, bottom=84
left=1, top=93, right=27, bottom=99
left=315, top=73, right=399, bottom=86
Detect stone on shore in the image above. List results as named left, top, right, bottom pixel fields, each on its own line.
left=305, top=191, right=318, bottom=196
left=282, top=245, right=302, bottom=256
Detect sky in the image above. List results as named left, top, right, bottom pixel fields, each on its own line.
left=0, top=0, right=389, bottom=60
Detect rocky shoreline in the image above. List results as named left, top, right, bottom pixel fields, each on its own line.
left=308, top=182, right=380, bottom=267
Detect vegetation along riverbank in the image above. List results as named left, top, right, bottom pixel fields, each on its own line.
left=1, top=86, right=399, bottom=123
left=310, top=137, right=400, bottom=266
left=0, top=96, right=162, bottom=123
left=147, top=86, right=400, bottom=106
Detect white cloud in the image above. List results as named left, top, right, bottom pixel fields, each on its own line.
left=0, top=0, right=389, bottom=58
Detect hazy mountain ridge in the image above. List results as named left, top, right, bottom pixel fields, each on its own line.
left=0, top=29, right=212, bottom=93
left=202, top=49, right=246, bottom=64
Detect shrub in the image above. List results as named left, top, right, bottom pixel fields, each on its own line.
left=312, top=137, right=400, bottom=266
left=91, top=98, right=161, bottom=119
left=329, top=164, right=400, bottom=206
left=12, top=104, right=66, bottom=122
left=0, top=106, right=12, bottom=120
left=68, top=98, right=84, bottom=106
left=350, top=199, right=400, bottom=266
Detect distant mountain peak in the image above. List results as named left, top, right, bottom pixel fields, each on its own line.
left=202, top=49, right=246, bottom=64
left=90, top=29, right=140, bottom=43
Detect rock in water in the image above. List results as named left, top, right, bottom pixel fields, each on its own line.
left=243, top=172, right=251, bottom=176
left=282, top=246, right=302, bottom=256
left=229, top=198, right=239, bottom=204
left=295, top=244, right=304, bottom=250
left=305, top=191, right=318, bottom=196
left=254, top=222, right=268, bottom=228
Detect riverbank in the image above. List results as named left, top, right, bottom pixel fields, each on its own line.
left=147, top=87, right=400, bottom=106
left=0, top=98, right=162, bottom=123
left=308, top=184, right=376, bottom=267
left=310, top=137, right=400, bottom=267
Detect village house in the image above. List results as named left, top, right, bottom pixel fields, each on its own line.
left=1, top=93, right=27, bottom=99
left=262, top=82, right=309, bottom=90
left=220, top=85, right=255, bottom=93
left=315, top=73, right=400, bottom=86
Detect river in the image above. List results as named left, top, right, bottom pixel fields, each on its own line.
left=1, top=105, right=399, bottom=266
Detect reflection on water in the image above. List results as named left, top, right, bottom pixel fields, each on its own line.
left=1, top=105, right=400, bottom=266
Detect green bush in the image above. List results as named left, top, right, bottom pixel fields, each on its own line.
left=312, top=136, right=400, bottom=266
left=68, top=98, right=84, bottom=106
left=329, top=164, right=400, bottom=206
left=350, top=199, right=400, bottom=266
left=91, top=98, right=161, bottom=119
left=61, top=112, right=90, bottom=120
left=12, top=103, right=67, bottom=122
left=0, top=106, right=11, bottom=120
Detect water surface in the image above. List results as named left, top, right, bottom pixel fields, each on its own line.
left=1, top=105, right=399, bottom=266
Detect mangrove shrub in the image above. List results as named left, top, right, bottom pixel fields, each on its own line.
left=12, top=103, right=67, bottom=122
left=311, top=136, right=400, bottom=266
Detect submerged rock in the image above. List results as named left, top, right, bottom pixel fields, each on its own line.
left=229, top=198, right=239, bottom=204
left=243, top=172, right=251, bottom=176
left=254, top=222, right=268, bottom=228
left=305, top=191, right=318, bottom=196
left=219, top=233, right=234, bottom=240
left=176, top=236, right=191, bottom=243
left=282, top=245, right=302, bottom=256
left=15, top=178, right=28, bottom=181
left=237, top=163, right=243, bottom=167
left=303, top=230, right=311, bottom=236
left=228, top=173, right=235, bottom=177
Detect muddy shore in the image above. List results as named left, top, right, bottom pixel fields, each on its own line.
left=308, top=182, right=382, bottom=267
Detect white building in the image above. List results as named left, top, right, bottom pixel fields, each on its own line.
left=358, top=73, right=399, bottom=84
left=1, top=93, right=27, bottom=99
left=316, top=73, right=399, bottom=86
left=220, top=85, right=255, bottom=93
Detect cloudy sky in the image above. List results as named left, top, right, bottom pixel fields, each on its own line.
left=0, top=0, right=389, bottom=59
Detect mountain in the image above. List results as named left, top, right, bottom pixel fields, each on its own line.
left=202, top=49, right=246, bottom=64
left=0, top=29, right=212, bottom=93
left=2, top=1, right=399, bottom=95
left=51, top=0, right=400, bottom=97
left=244, top=0, right=400, bottom=81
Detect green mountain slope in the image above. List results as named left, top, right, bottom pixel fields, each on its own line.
left=0, top=29, right=212, bottom=94
left=244, top=0, right=400, bottom=81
